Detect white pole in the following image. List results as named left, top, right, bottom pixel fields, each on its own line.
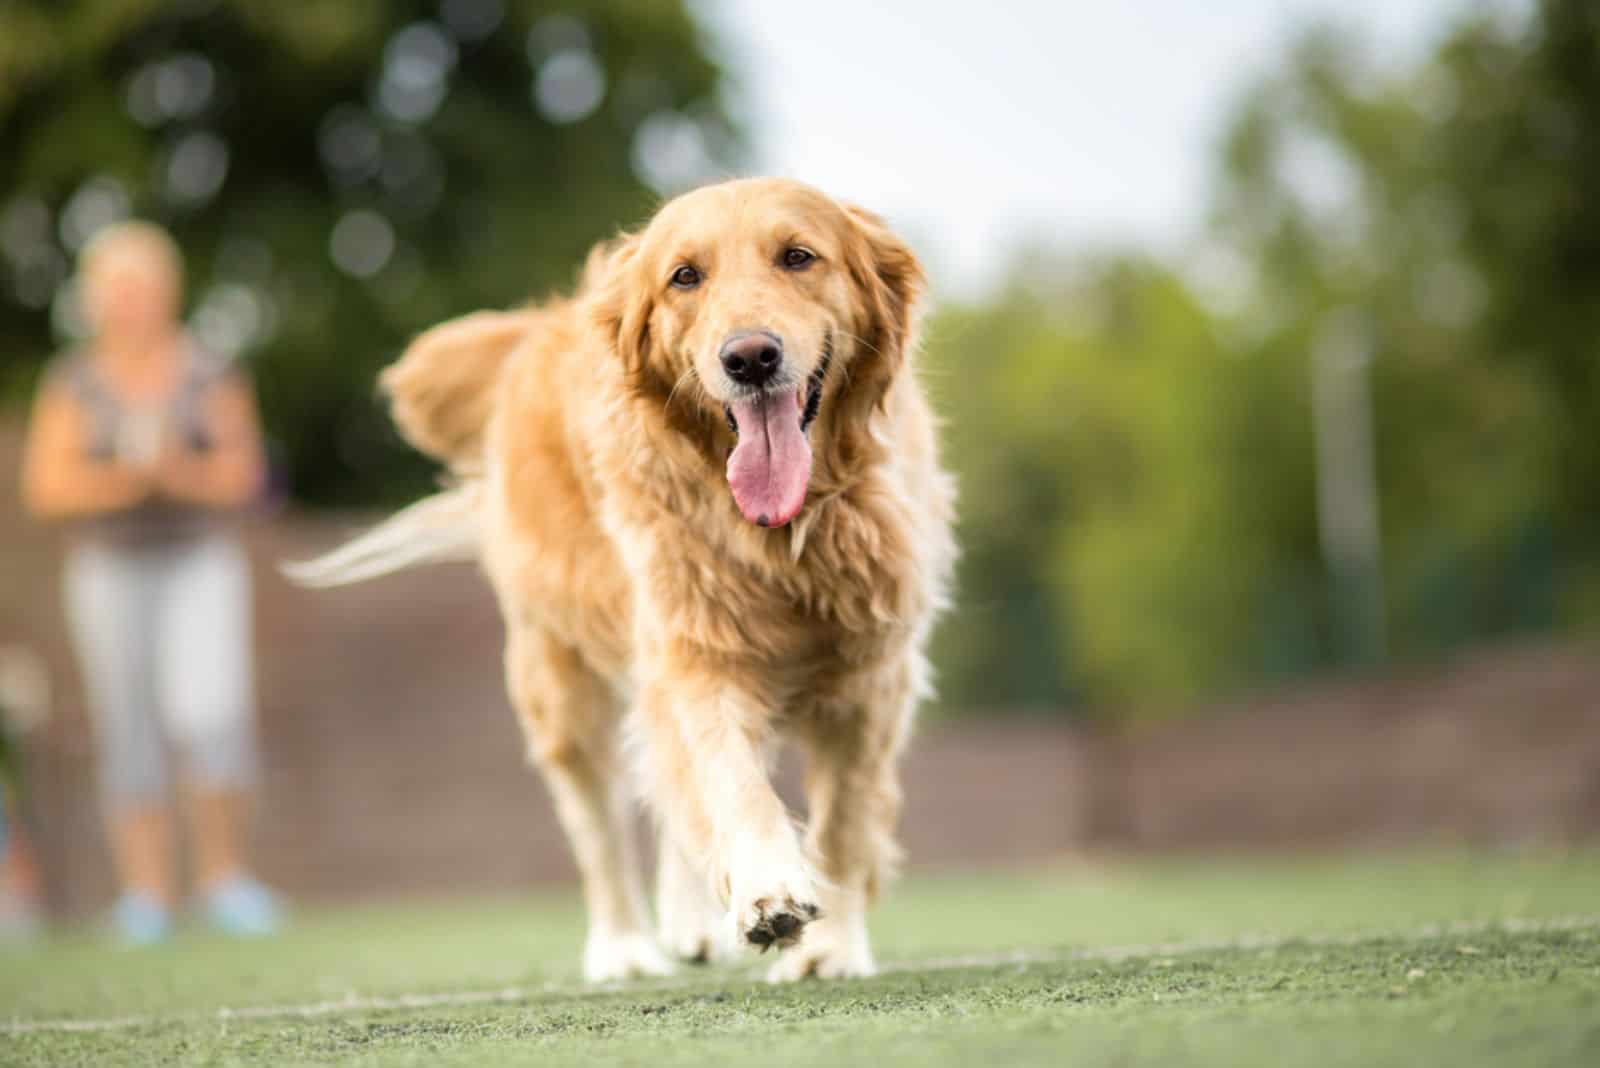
left=1311, top=307, right=1385, bottom=664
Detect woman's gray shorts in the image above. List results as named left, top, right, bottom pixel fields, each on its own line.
left=63, top=535, right=258, bottom=806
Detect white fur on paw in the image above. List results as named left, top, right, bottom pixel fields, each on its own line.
left=660, top=903, right=737, bottom=964
left=583, top=930, right=676, bottom=983
left=765, top=914, right=876, bottom=982
left=659, top=861, right=736, bottom=964
left=729, top=864, right=820, bottom=953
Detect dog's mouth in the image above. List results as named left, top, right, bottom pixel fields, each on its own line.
left=722, top=338, right=832, bottom=528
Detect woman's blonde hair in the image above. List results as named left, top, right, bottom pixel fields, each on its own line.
left=79, top=220, right=184, bottom=294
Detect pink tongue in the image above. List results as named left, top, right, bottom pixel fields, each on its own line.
left=725, top=390, right=812, bottom=527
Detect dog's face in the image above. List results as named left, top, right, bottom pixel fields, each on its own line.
left=596, top=178, right=924, bottom=528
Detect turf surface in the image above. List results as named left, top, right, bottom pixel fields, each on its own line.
left=4, top=851, right=1598, bottom=1066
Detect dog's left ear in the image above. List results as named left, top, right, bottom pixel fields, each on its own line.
left=587, top=231, right=653, bottom=383
left=843, top=205, right=927, bottom=407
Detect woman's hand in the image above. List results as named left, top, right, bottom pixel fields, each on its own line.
left=150, top=443, right=253, bottom=508
left=151, top=444, right=212, bottom=503
left=150, top=376, right=266, bottom=509
left=20, top=381, right=154, bottom=520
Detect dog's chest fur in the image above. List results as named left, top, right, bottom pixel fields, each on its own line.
left=569, top=369, right=953, bottom=707
left=632, top=471, right=934, bottom=692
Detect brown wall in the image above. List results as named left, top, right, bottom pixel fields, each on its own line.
left=3, top=424, right=1598, bottom=919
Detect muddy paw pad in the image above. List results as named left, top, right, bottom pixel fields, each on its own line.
left=744, top=899, right=820, bottom=951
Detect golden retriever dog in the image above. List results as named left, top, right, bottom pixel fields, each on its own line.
left=294, top=177, right=955, bottom=982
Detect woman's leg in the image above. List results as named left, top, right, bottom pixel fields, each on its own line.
left=63, top=544, right=177, bottom=909
left=153, top=536, right=261, bottom=892
left=109, top=807, right=178, bottom=906
left=184, top=785, right=250, bottom=890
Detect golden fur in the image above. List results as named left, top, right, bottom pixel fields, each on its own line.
left=347, top=178, right=954, bottom=981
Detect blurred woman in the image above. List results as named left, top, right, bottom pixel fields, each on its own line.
left=19, top=222, right=280, bottom=943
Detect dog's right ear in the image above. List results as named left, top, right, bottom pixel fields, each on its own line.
left=586, top=232, right=652, bottom=380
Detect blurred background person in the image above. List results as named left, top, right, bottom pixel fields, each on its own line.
left=17, top=222, right=279, bottom=944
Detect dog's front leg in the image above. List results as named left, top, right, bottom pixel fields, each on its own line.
left=636, top=681, right=820, bottom=952
left=766, top=669, right=915, bottom=982
left=656, top=826, right=735, bottom=963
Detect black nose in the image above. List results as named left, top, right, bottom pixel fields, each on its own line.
left=720, top=331, right=783, bottom=387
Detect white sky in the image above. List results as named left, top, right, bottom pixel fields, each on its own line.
left=697, top=0, right=1522, bottom=296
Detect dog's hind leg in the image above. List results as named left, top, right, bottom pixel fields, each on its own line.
left=506, top=626, right=672, bottom=983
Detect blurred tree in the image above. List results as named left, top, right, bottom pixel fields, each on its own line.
left=1439, top=0, right=1600, bottom=616
left=0, top=0, right=739, bottom=504
left=929, top=0, right=1600, bottom=713
left=1208, top=3, right=1593, bottom=664
left=927, top=255, right=1321, bottom=713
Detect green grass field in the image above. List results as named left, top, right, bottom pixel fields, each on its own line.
left=4, top=851, right=1598, bottom=1066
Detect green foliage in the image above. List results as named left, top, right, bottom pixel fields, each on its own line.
left=928, top=257, right=1323, bottom=712
left=929, top=0, right=1600, bottom=713
left=1440, top=0, right=1600, bottom=579
left=0, top=0, right=739, bottom=504
left=1204, top=3, right=1597, bottom=655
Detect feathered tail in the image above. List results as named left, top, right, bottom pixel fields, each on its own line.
left=282, top=482, right=483, bottom=588
left=282, top=307, right=534, bottom=589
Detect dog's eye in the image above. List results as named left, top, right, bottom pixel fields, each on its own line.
left=780, top=247, right=815, bottom=270
left=670, top=265, right=701, bottom=289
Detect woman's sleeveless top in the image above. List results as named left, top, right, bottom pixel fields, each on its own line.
left=53, top=341, right=231, bottom=549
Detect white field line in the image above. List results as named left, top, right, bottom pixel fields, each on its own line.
left=6, top=913, right=1597, bottom=1036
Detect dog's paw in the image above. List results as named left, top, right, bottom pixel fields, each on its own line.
left=661, top=909, right=737, bottom=965
left=739, top=895, right=820, bottom=951
left=765, top=912, right=876, bottom=982
left=662, top=920, right=736, bottom=959
left=725, top=839, right=821, bottom=952
left=730, top=870, right=821, bottom=952
left=659, top=860, right=737, bottom=964
left=582, top=930, right=676, bottom=983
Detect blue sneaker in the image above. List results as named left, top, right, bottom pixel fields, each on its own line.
left=203, top=876, right=282, bottom=938
left=113, top=893, right=172, bottom=946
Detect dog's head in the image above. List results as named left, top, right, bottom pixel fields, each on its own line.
left=592, top=178, right=925, bottom=528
